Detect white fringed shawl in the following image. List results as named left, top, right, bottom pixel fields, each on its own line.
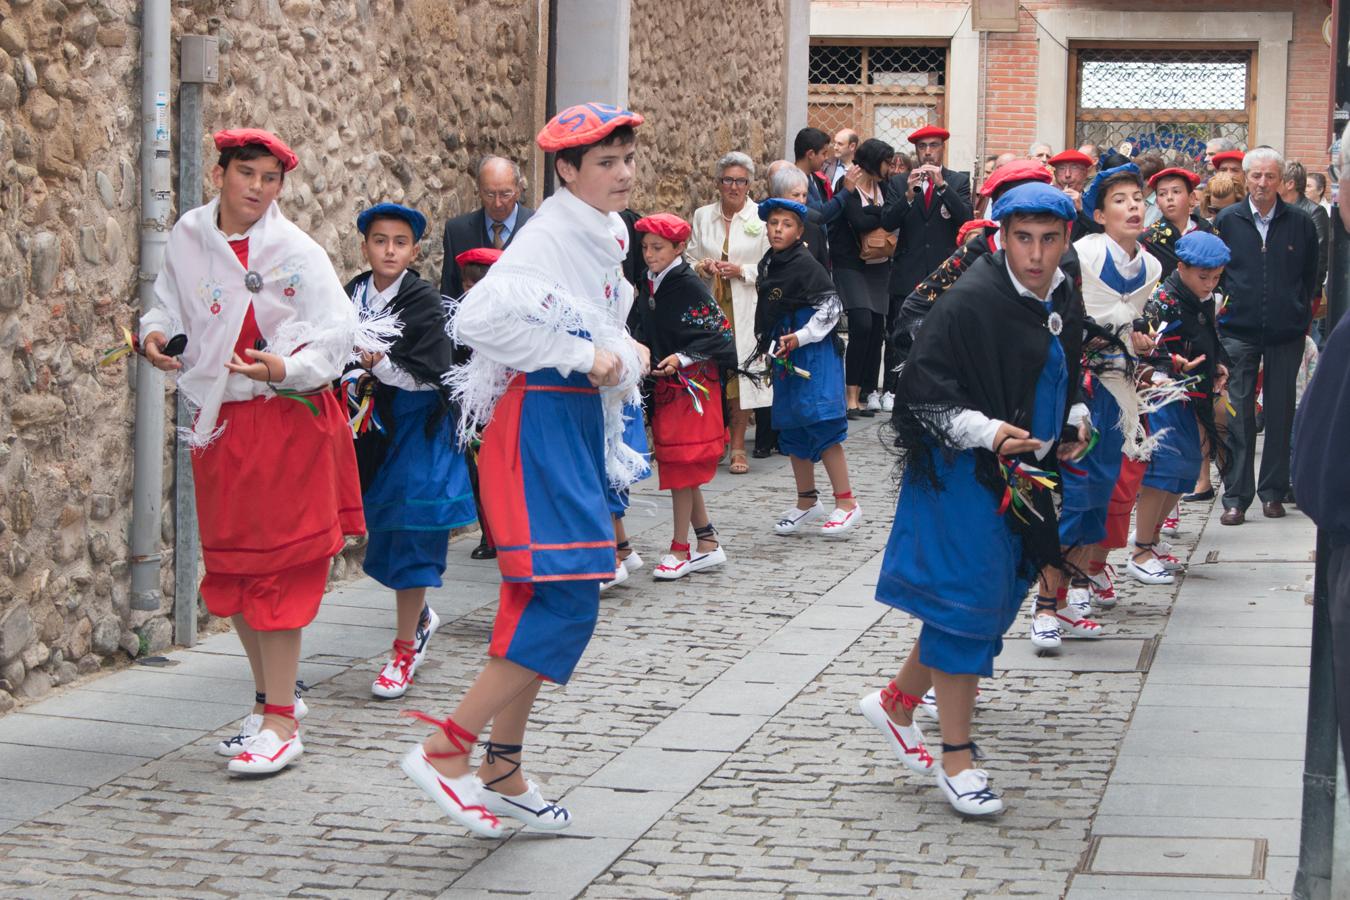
left=445, top=188, right=646, bottom=488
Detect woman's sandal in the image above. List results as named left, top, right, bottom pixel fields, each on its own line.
left=729, top=450, right=749, bottom=475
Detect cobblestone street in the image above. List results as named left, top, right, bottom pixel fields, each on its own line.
left=0, top=419, right=1313, bottom=898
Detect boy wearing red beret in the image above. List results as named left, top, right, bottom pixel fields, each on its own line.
left=140, top=129, right=366, bottom=775
left=453, top=246, right=504, bottom=562
left=633, top=213, right=738, bottom=579
left=400, top=103, right=650, bottom=838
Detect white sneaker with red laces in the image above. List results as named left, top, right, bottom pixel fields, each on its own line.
left=216, top=690, right=309, bottom=756
left=1090, top=566, right=1117, bottom=609
left=227, top=728, right=303, bottom=775
left=1153, top=540, right=1185, bottom=572
left=1066, top=587, right=1093, bottom=620
left=652, top=554, right=693, bottom=580
left=482, top=779, right=572, bottom=831
left=372, top=607, right=441, bottom=700
left=1161, top=515, right=1180, bottom=536
left=1055, top=610, right=1104, bottom=638
left=822, top=504, right=862, bottom=539
left=400, top=746, right=504, bottom=838
left=857, top=690, right=935, bottom=773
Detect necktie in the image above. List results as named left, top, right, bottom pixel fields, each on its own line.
left=648, top=276, right=656, bottom=297
left=923, top=180, right=934, bottom=211
left=491, top=222, right=505, bottom=250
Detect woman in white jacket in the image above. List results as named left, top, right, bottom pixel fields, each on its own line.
left=686, top=152, right=772, bottom=473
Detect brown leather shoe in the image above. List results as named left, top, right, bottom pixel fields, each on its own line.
left=1220, top=508, right=1245, bottom=526
left=1262, top=501, right=1287, bottom=519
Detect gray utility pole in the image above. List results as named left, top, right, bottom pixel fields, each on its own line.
left=129, top=0, right=172, bottom=612
left=172, top=35, right=219, bottom=646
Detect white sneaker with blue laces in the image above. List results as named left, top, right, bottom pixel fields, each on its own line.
left=482, top=779, right=572, bottom=831
left=937, top=767, right=1004, bottom=816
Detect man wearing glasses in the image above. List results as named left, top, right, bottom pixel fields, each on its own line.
left=440, top=156, right=536, bottom=298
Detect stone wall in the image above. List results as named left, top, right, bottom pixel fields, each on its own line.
left=627, top=0, right=786, bottom=217
left=0, top=0, right=546, bottom=713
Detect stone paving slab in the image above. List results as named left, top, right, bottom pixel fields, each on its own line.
left=0, top=423, right=1319, bottom=899
left=0, top=745, right=150, bottom=788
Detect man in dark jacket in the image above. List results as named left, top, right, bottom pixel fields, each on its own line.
left=439, top=155, right=535, bottom=297
left=879, top=125, right=972, bottom=401
left=1214, top=147, right=1320, bottom=524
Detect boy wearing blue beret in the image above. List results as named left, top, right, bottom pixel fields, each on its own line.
left=345, top=204, right=476, bottom=701
left=860, top=183, right=1090, bottom=816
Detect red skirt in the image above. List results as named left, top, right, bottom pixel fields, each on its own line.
left=652, top=363, right=726, bottom=490
left=193, top=390, right=364, bottom=629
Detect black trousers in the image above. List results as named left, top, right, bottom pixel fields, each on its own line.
left=881, top=293, right=903, bottom=395
left=1328, top=538, right=1350, bottom=779
left=754, top=406, right=777, bottom=453
left=1220, top=334, right=1304, bottom=510
left=845, top=308, right=885, bottom=396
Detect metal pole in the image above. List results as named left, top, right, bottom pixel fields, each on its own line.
left=1295, top=528, right=1340, bottom=900
left=128, top=0, right=172, bottom=612
left=172, top=81, right=202, bottom=646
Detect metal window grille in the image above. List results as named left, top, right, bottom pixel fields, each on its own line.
left=809, top=44, right=947, bottom=151
left=1072, top=47, right=1253, bottom=166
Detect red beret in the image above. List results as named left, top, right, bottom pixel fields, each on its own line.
left=1148, top=167, right=1201, bottom=190
left=536, top=102, right=645, bottom=152
left=213, top=128, right=298, bottom=172
left=634, top=213, right=691, bottom=244
left=1210, top=150, right=1245, bottom=166
left=979, top=159, right=1053, bottom=198
left=908, top=125, right=950, bottom=144
left=455, top=248, right=503, bottom=268
left=1048, top=150, right=1094, bottom=168
left=956, top=218, right=998, bottom=246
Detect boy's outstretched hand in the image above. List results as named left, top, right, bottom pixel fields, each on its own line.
left=226, top=348, right=287, bottom=383
left=142, top=332, right=183, bottom=372
left=993, top=421, right=1040, bottom=457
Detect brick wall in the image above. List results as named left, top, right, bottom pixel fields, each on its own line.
left=812, top=0, right=1333, bottom=170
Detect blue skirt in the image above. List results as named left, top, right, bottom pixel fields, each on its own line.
left=1060, top=381, right=1125, bottom=546
left=1143, top=399, right=1202, bottom=494
left=779, top=418, right=848, bottom=462
left=771, top=308, right=847, bottom=432
left=362, top=390, right=476, bottom=589
left=605, top=402, right=651, bottom=518
left=877, top=449, right=1030, bottom=675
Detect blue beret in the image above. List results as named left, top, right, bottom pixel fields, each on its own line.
left=1175, top=231, right=1231, bottom=269
left=990, top=182, right=1076, bottom=223
left=357, top=203, right=427, bottom=242
left=758, top=197, right=809, bottom=222
left=1082, top=163, right=1142, bottom=217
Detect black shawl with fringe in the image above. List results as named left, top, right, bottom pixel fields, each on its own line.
left=748, top=239, right=843, bottom=364
left=891, top=250, right=1086, bottom=574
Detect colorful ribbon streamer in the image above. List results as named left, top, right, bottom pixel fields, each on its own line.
left=675, top=370, right=711, bottom=415
left=98, top=327, right=139, bottom=366
left=997, top=458, right=1058, bottom=525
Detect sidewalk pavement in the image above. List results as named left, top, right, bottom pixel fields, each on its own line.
left=0, top=419, right=1314, bottom=898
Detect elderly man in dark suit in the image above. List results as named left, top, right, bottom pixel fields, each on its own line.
left=439, top=155, right=535, bottom=297
left=1215, top=146, right=1320, bottom=525
left=878, top=125, right=971, bottom=407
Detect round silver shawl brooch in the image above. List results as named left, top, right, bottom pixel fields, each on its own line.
left=1047, top=311, right=1063, bottom=336
left=244, top=271, right=264, bottom=293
